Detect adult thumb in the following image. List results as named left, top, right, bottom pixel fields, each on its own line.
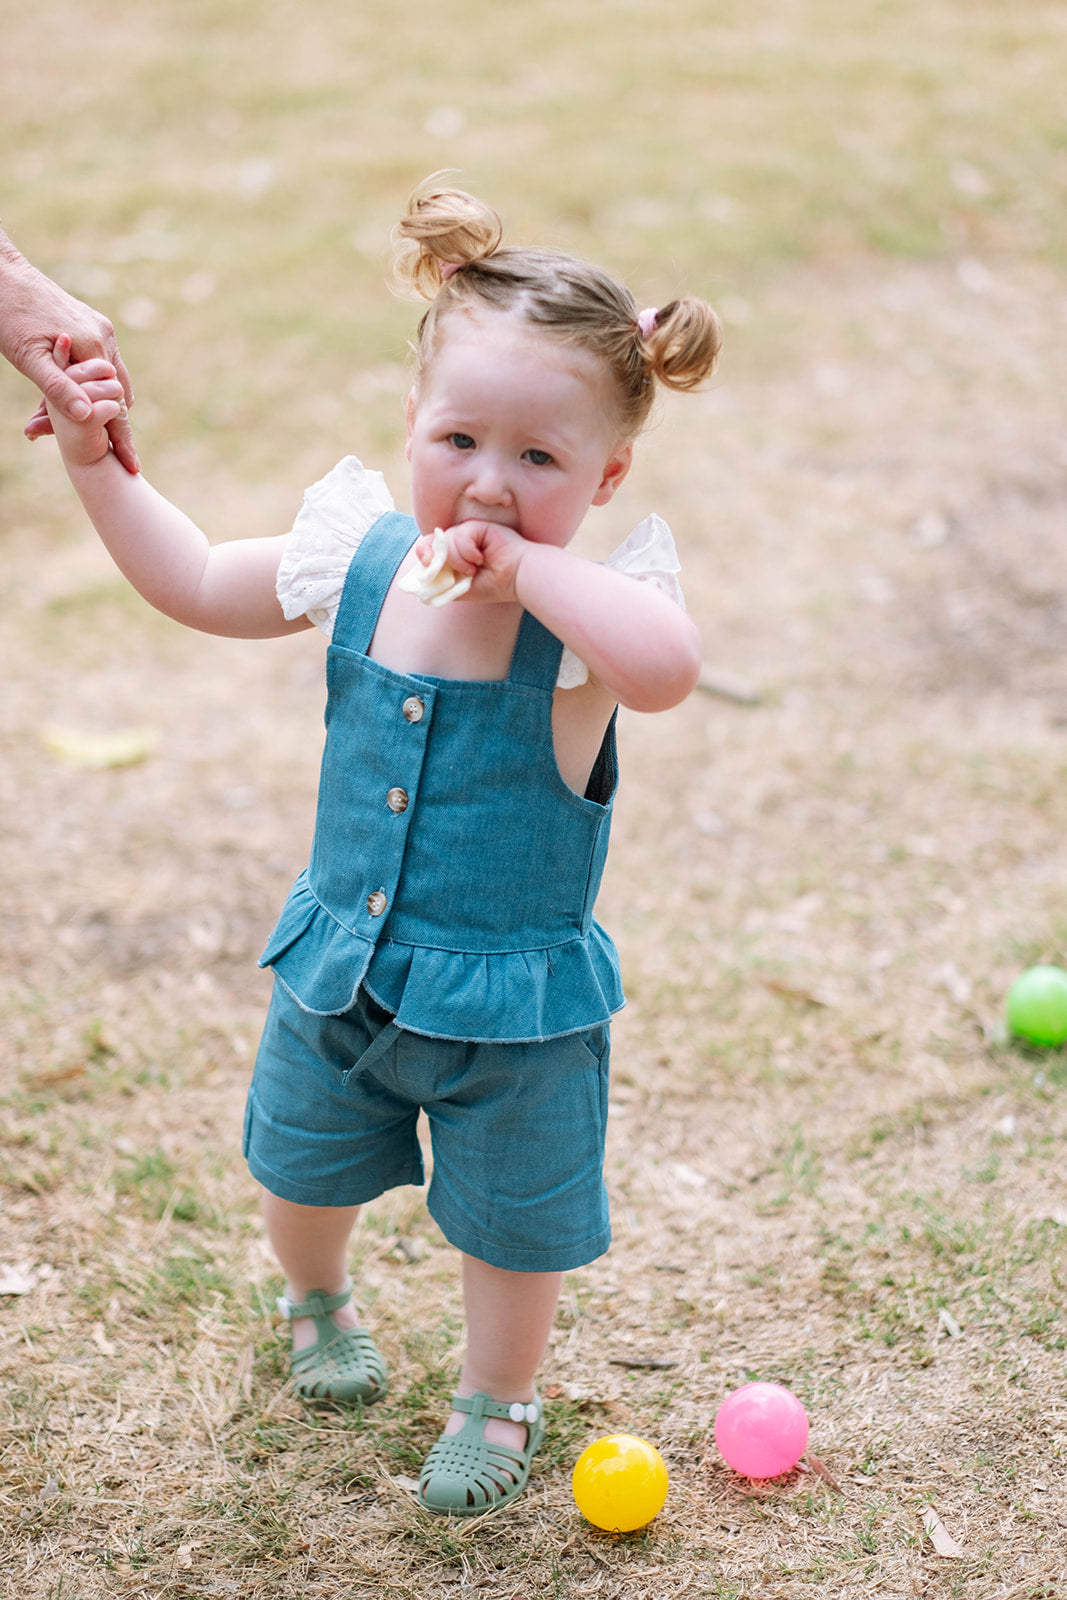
left=30, top=344, right=91, bottom=420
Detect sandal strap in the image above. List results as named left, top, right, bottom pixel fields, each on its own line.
left=451, top=1390, right=542, bottom=1427
left=276, top=1279, right=353, bottom=1321
left=418, top=1390, right=545, bottom=1516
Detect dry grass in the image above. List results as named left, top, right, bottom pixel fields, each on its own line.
left=3, top=1, right=1067, bottom=1596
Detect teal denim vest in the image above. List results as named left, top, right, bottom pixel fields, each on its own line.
left=259, top=512, right=624, bottom=1042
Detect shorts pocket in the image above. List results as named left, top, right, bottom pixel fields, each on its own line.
left=573, top=1023, right=611, bottom=1073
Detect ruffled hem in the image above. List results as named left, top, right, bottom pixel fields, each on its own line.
left=258, top=874, right=624, bottom=1042
left=365, top=925, right=625, bottom=1042
left=257, top=872, right=374, bottom=1015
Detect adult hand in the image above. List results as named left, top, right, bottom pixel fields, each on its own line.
left=0, top=236, right=139, bottom=473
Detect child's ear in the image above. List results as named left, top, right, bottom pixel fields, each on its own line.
left=404, top=387, right=418, bottom=460
left=591, top=442, right=633, bottom=506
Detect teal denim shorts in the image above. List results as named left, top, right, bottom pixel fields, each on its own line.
left=243, top=980, right=612, bottom=1273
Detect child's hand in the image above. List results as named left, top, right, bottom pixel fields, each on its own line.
left=398, top=527, right=472, bottom=605
left=43, top=334, right=130, bottom=470
left=423, top=519, right=528, bottom=606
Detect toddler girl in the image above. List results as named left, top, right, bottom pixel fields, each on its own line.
left=41, top=180, right=721, bottom=1516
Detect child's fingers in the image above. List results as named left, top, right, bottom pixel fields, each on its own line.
left=51, top=335, right=117, bottom=387
left=65, top=394, right=126, bottom=427
left=76, top=378, right=126, bottom=404
left=439, top=523, right=473, bottom=566
left=40, top=339, right=121, bottom=428
left=49, top=334, right=139, bottom=473
left=23, top=398, right=51, bottom=441
left=61, top=357, right=120, bottom=385
left=448, top=521, right=504, bottom=572
left=39, top=333, right=97, bottom=424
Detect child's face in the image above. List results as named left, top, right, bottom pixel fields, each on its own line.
left=405, top=308, right=632, bottom=549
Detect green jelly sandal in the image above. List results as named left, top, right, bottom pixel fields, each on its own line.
left=276, top=1283, right=388, bottom=1404
left=418, top=1391, right=544, bottom=1516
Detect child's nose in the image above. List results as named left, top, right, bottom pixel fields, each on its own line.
left=466, top=458, right=512, bottom=506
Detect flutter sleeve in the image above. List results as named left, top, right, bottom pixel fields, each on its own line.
left=275, top=455, right=396, bottom=638
left=557, top=512, right=686, bottom=689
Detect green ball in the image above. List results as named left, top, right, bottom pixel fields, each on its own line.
left=1006, top=965, right=1067, bottom=1047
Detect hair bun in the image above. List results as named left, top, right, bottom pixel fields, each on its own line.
left=392, top=175, right=504, bottom=299
left=643, top=297, right=723, bottom=391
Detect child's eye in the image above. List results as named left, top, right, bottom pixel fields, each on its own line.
left=448, top=432, right=476, bottom=450
left=523, top=448, right=554, bottom=466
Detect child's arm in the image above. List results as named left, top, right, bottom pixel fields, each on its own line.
left=44, top=339, right=307, bottom=640
left=423, top=520, right=702, bottom=712
left=515, top=540, right=701, bottom=712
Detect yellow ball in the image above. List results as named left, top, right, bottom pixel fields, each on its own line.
left=572, top=1433, right=669, bottom=1532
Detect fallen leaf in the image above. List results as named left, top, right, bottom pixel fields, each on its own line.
left=41, top=724, right=159, bottom=769
left=391, top=1474, right=420, bottom=1495
left=91, top=1323, right=117, bottom=1356
left=669, top=1160, right=708, bottom=1190
left=26, top=1062, right=87, bottom=1088
left=805, top=1452, right=844, bottom=1494
left=176, top=1546, right=194, bottom=1569
left=937, top=1308, right=962, bottom=1339
left=762, top=977, right=834, bottom=1007
left=922, top=1506, right=965, bottom=1557
left=543, top=1383, right=565, bottom=1399
left=0, top=1267, right=35, bottom=1296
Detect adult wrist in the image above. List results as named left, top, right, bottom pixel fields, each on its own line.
left=0, top=231, right=40, bottom=280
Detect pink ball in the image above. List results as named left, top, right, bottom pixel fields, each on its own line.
left=714, top=1382, right=809, bottom=1478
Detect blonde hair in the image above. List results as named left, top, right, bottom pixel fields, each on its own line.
left=392, top=177, right=722, bottom=441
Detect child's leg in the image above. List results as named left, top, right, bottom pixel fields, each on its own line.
left=418, top=1255, right=561, bottom=1511
left=260, top=1190, right=362, bottom=1350
left=444, top=1256, right=562, bottom=1450
left=261, top=1188, right=387, bottom=1402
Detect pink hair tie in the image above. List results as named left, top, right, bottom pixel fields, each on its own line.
left=439, top=260, right=463, bottom=281
left=637, top=306, right=659, bottom=339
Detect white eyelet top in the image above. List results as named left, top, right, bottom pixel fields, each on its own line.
left=275, top=456, right=686, bottom=689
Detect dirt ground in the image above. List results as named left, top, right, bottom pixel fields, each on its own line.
left=3, top=250, right=1066, bottom=1598
left=3, top=3, right=1067, bottom=1596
